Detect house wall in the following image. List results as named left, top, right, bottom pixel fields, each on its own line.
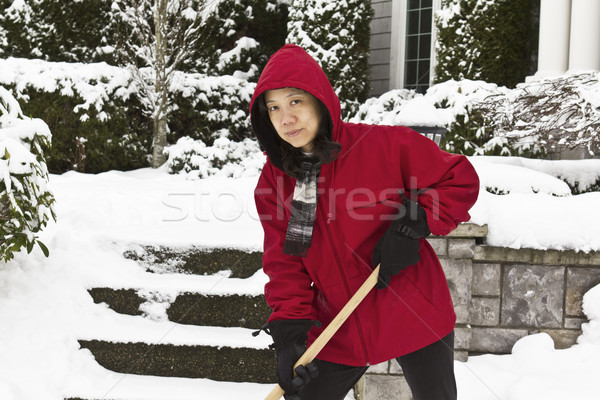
left=356, top=223, right=600, bottom=400
left=369, top=0, right=393, bottom=97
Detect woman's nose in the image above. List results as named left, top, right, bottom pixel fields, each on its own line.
left=281, top=109, right=295, bottom=126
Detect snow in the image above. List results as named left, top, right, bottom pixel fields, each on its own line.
left=0, top=57, right=255, bottom=123
left=0, top=152, right=598, bottom=399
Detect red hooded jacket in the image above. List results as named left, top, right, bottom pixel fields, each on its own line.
left=251, top=44, right=479, bottom=366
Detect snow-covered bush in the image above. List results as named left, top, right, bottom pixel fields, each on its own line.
left=165, top=133, right=265, bottom=179
left=435, top=0, right=538, bottom=88
left=199, top=0, right=287, bottom=80
left=352, top=73, right=600, bottom=160
left=0, top=0, right=116, bottom=63
left=350, top=79, right=509, bottom=155
left=0, top=87, right=55, bottom=261
left=477, top=73, right=600, bottom=158
left=286, top=0, right=372, bottom=119
left=0, top=58, right=256, bottom=173
left=0, top=58, right=151, bottom=172
left=168, top=71, right=256, bottom=144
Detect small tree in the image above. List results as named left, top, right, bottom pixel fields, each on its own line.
left=112, top=0, right=212, bottom=167
left=286, top=0, right=373, bottom=119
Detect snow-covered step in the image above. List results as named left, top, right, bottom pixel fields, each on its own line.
left=62, top=367, right=356, bottom=400
left=123, top=245, right=263, bottom=278
left=77, top=304, right=272, bottom=349
left=75, top=305, right=274, bottom=383
left=62, top=369, right=276, bottom=400
left=88, top=288, right=271, bottom=328
left=78, top=339, right=275, bottom=383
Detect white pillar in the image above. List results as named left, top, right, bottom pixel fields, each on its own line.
left=535, top=0, right=571, bottom=78
left=568, top=0, right=600, bottom=72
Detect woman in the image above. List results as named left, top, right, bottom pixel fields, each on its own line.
left=251, top=44, right=479, bottom=400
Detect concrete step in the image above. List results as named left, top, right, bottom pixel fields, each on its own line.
left=78, top=340, right=275, bottom=383
left=62, top=371, right=276, bottom=400
left=88, top=288, right=271, bottom=328
left=123, top=246, right=263, bottom=278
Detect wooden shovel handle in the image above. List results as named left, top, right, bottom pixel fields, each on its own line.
left=264, top=265, right=380, bottom=400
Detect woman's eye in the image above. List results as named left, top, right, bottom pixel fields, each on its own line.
left=291, top=99, right=302, bottom=105
left=268, top=106, right=278, bottom=112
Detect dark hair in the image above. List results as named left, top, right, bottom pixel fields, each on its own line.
left=257, top=93, right=341, bottom=179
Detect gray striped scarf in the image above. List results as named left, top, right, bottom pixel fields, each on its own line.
left=282, top=160, right=320, bottom=257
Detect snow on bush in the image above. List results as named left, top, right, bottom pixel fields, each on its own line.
left=351, top=73, right=600, bottom=162
left=165, top=132, right=265, bottom=179
left=479, top=73, right=600, bottom=158
left=0, top=87, right=55, bottom=261
left=0, top=57, right=134, bottom=123
left=0, top=57, right=257, bottom=174
left=0, top=57, right=255, bottom=128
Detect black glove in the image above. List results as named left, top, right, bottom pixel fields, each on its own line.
left=372, top=194, right=430, bottom=289
left=267, top=319, right=319, bottom=399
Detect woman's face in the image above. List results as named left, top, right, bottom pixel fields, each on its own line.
left=264, top=87, right=322, bottom=153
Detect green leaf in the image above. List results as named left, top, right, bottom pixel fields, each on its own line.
left=4, top=148, right=9, bottom=160
left=27, top=240, right=34, bottom=254
left=37, top=240, right=50, bottom=257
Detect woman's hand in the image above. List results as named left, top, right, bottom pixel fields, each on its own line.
left=372, top=195, right=430, bottom=289
left=266, top=319, right=319, bottom=398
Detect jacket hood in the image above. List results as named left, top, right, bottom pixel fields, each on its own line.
left=250, top=44, right=342, bottom=171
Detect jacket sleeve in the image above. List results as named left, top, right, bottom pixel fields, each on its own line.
left=254, top=168, right=316, bottom=322
left=397, top=128, right=480, bottom=236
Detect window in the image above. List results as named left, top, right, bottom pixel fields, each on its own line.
left=404, top=0, right=433, bottom=93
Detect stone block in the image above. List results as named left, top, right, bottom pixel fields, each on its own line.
left=472, top=263, right=501, bottom=296
left=501, top=265, right=564, bottom=328
left=363, top=374, right=412, bottom=400
left=448, top=239, right=476, bottom=259
left=446, top=223, right=488, bottom=238
left=366, top=361, right=389, bottom=374
left=440, top=259, right=473, bottom=324
left=454, top=350, right=468, bottom=362
left=566, top=267, right=600, bottom=317
left=539, top=329, right=581, bottom=349
left=389, top=359, right=403, bottom=375
left=454, top=326, right=472, bottom=350
left=470, top=327, right=528, bottom=353
left=564, top=317, right=586, bottom=330
left=427, top=237, right=447, bottom=257
left=470, top=297, right=500, bottom=326
left=474, top=246, right=600, bottom=266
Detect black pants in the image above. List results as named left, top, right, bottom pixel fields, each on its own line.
left=299, top=332, right=457, bottom=400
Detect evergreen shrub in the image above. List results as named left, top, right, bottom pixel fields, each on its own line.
left=0, top=0, right=117, bottom=63
left=286, top=0, right=373, bottom=118
left=0, top=87, right=55, bottom=261
left=435, top=0, right=539, bottom=88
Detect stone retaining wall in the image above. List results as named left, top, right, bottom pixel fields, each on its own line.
left=357, top=223, right=600, bottom=400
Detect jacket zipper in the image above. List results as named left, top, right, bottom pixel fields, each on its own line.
left=318, top=199, right=371, bottom=366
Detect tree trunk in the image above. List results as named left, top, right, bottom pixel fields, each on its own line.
left=152, top=112, right=168, bottom=168
left=152, top=0, right=168, bottom=168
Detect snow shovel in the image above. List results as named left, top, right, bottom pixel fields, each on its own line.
left=264, top=264, right=380, bottom=400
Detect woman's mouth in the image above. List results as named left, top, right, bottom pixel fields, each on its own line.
left=286, top=129, right=302, bottom=138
